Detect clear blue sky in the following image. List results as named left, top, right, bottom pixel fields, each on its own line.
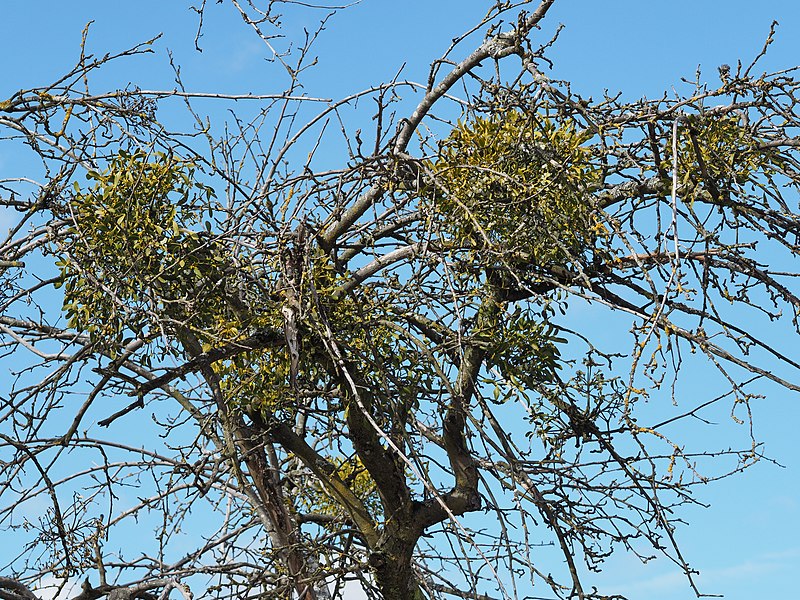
left=1, top=2, right=799, bottom=599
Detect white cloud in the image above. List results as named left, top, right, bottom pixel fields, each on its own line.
left=34, top=577, right=81, bottom=600
left=603, top=546, right=800, bottom=599
left=339, top=580, right=369, bottom=600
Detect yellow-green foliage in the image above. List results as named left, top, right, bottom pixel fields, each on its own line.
left=485, top=305, right=563, bottom=391
left=211, top=251, right=342, bottom=414
left=673, top=115, right=777, bottom=199
left=56, top=150, right=222, bottom=352
left=208, top=315, right=284, bottom=411
left=424, top=111, right=601, bottom=269
left=213, top=250, right=427, bottom=415
left=300, top=456, right=382, bottom=520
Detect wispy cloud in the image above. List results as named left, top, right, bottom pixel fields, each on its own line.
left=599, top=546, right=800, bottom=599
left=223, top=40, right=265, bottom=73
left=34, top=577, right=81, bottom=600
left=768, top=493, right=799, bottom=513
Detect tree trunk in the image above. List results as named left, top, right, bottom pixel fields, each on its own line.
left=369, top=542, right=423, bottom=600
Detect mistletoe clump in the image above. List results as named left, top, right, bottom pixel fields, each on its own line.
left=672, top=114, right=781, bottom=202
left=424, top=111, right=602, bottom=271
left=56, top=150, right=224, bottom=353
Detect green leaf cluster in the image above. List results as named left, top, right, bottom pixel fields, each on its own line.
left=217, top=349, right=309, bottom=413
left=672, top=115, right=778, bottom=200
left=485, top=305, right=563, bottom=394
left=299, top=456, right=382, bottom=520
left=218, top=251, right=435, bottom=416
left=56, top=150, right=223, bottom=352
left=424, top=111, right=601, bottom=270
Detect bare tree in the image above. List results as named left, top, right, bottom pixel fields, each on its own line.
left=2, top=2, right=800, bottom=599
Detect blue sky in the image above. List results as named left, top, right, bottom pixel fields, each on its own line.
left=1, top=2, right=799, bottom=599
